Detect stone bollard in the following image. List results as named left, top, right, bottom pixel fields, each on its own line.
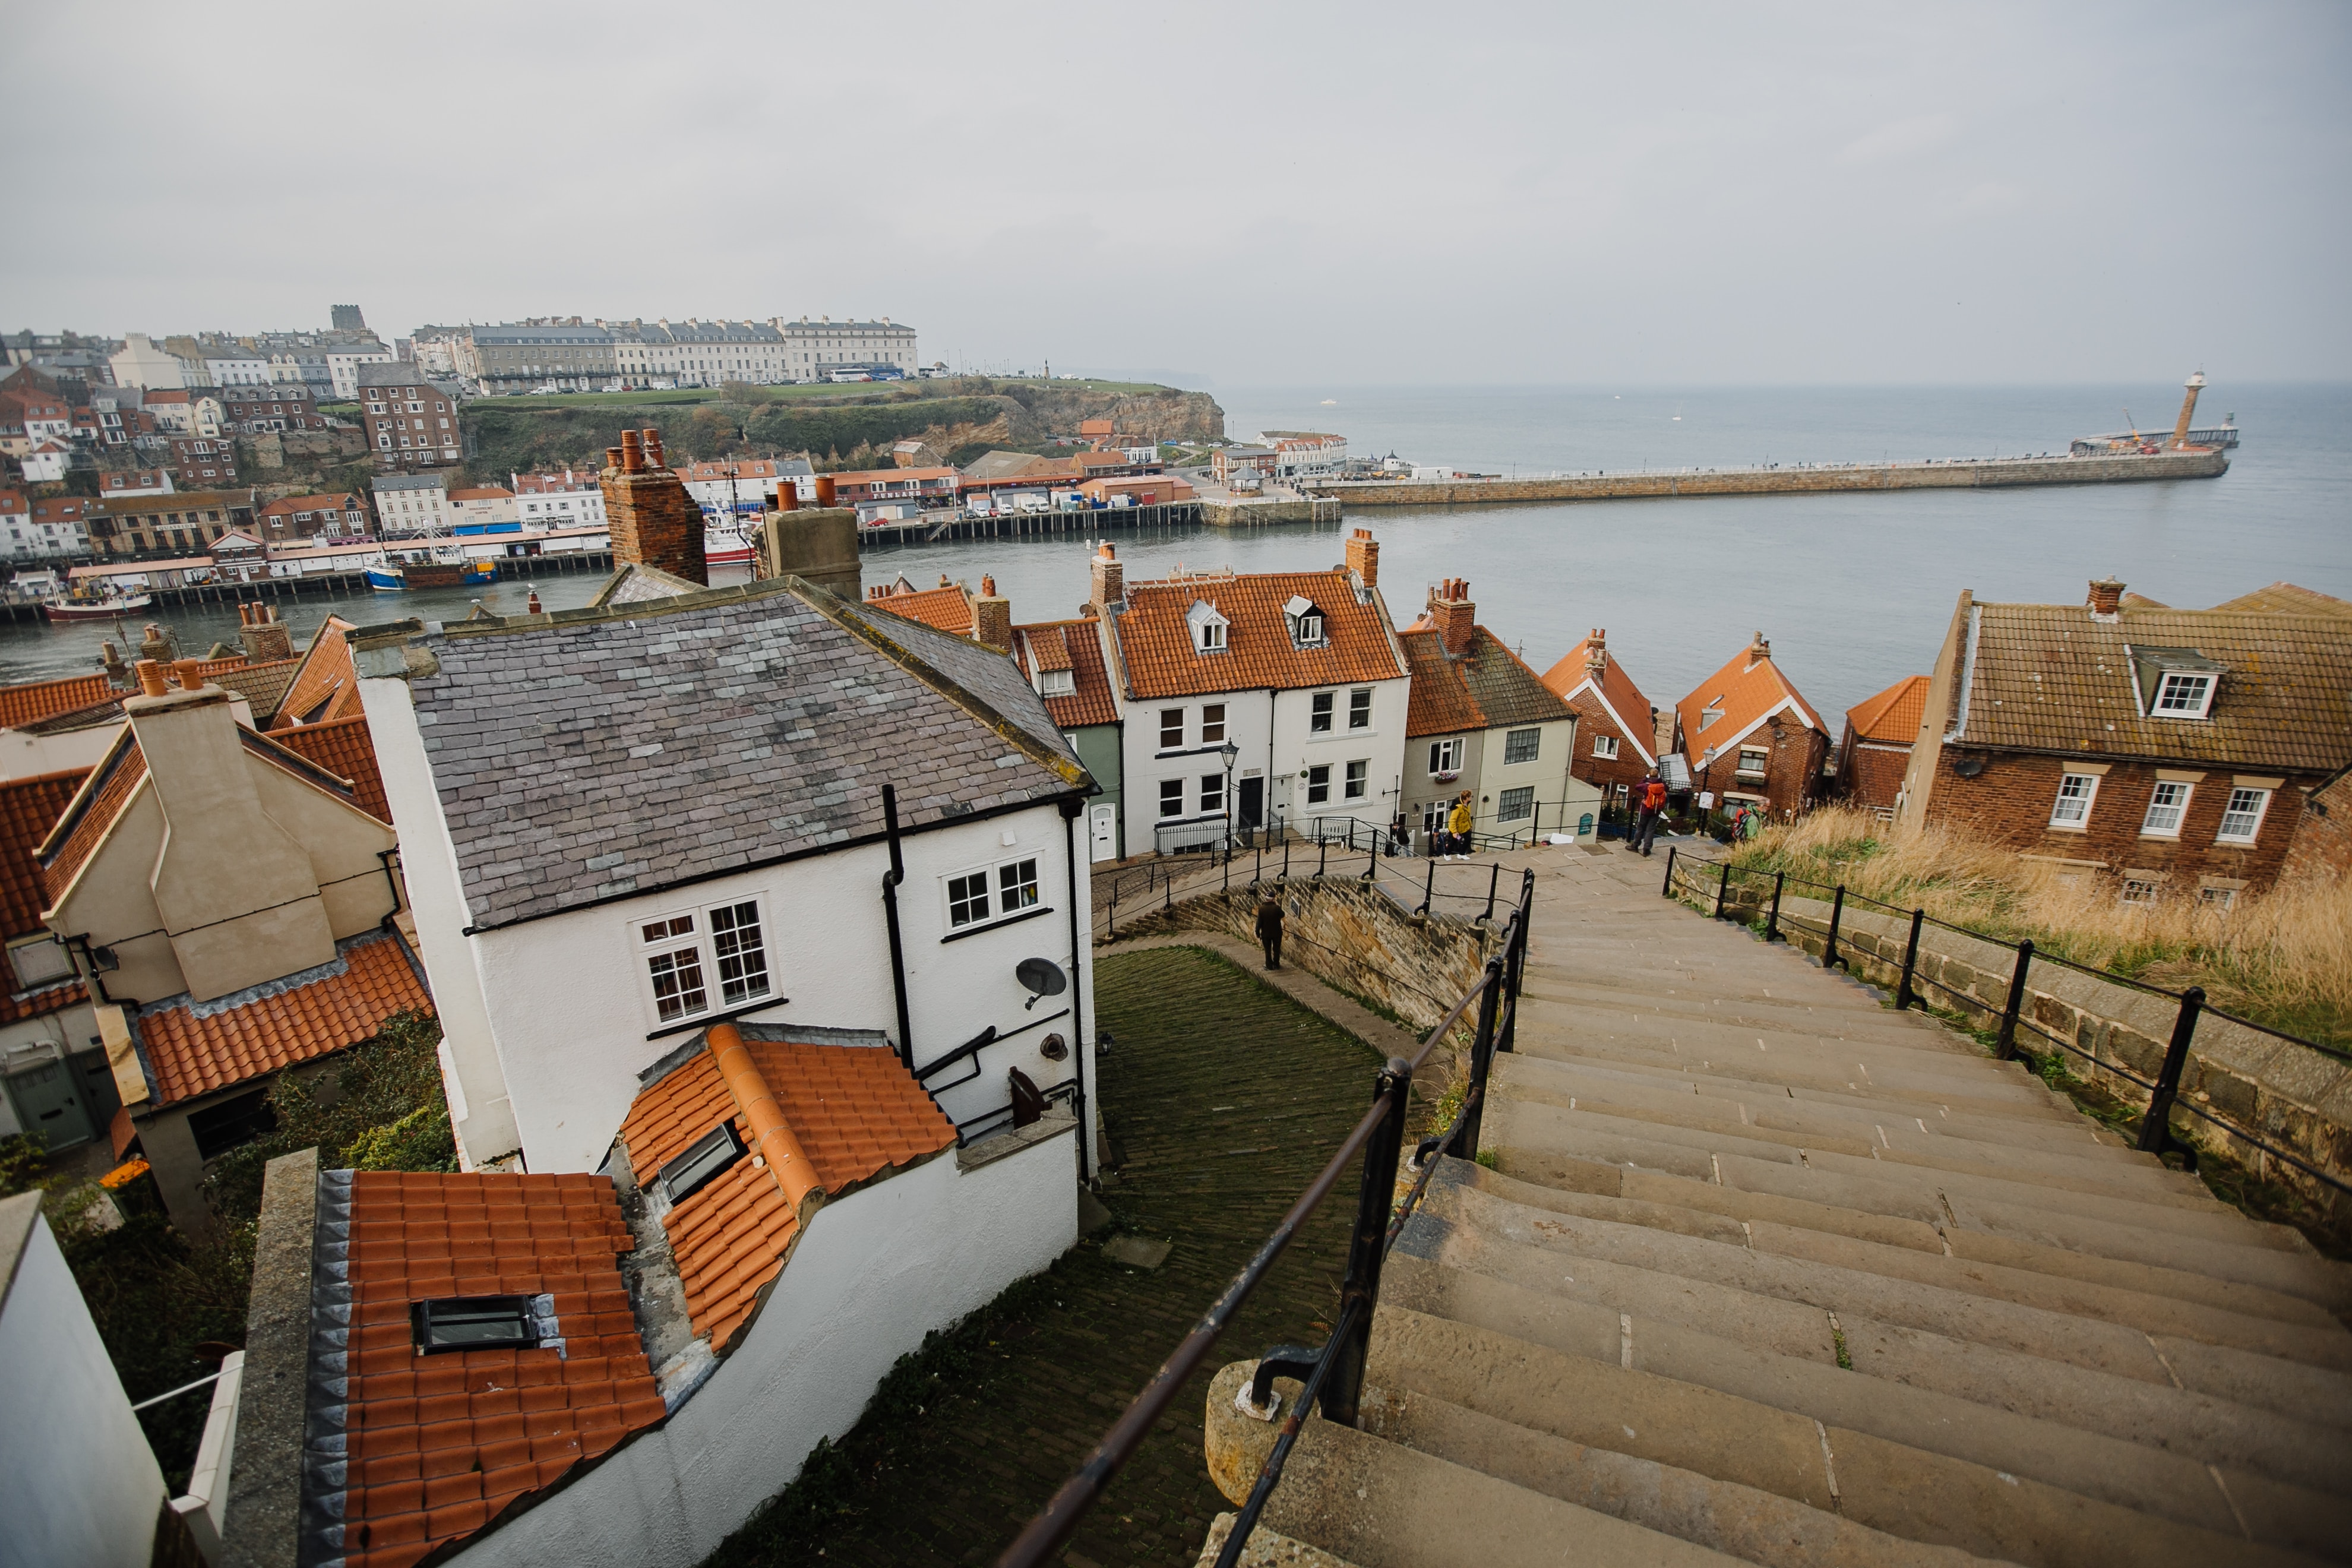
left=1205, top=1360, right=1304, bottom=1506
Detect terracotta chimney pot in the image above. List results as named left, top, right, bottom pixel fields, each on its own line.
left=619, top=429, right=644, bottom=473
left=135, top=659, right=169, bottom=697
left=641, top=427, right=666, bottom=467
left=173, top=658, right=205, bottom=691
left=814, top=475, right=836, bottom=508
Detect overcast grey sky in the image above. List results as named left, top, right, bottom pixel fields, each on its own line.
left=8, top=1, right=2347, bottom=385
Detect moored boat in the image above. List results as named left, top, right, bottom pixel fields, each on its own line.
left=43, top=590, right=153, bottom=622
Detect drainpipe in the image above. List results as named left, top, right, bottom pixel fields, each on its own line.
left=1266, top=687, right=1278, bottom=835
left=881, top=783, right=914, bottom=1070
left=1061, top=796, right=1090, bottom=1182
left=375, top=849, right=403, bottom=929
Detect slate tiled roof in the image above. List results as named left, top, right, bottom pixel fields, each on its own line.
left=1952, top=601, right=2352, bottom=771
left=133, top=931, right=432, bottom=1106
left=0, top=769, right=90, bottom=1024
left=1846, top=675, right=1930, bottom=744
left=309, top=1168, right=660, bottom=1568
left=619, top=1039, right=953, bottom=1349
left=1401, top=626, right=1574, bottom=738
left=1540, top=634, right=1659, bottom=763
left=1114, top=569, right=1402, bottom=700
left=210, top=656, right=302, bottom=722
left=1014, top=618, right=1120, bottom=728
left=273, top=615, right=362, bottom=728
left=1676, top=640, right=1830, bottom=764
left=394, top=578, right=1086, bottom=929
left=271, top=715, right=391, bottom=821
left=0, top=672, right=113, bottom=729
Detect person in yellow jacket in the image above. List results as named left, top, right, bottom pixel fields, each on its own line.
left=1446, top=792, right=1475, bottom=856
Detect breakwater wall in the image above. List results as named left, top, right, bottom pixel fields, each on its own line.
left=1313, top=448, right=2227, bottom=508
left=1200, top=498, right=1343, bottom=529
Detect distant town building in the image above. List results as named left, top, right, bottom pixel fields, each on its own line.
left=144, top=389, right=224, bottom=438
left=1212, top=444, right=1277, bottom=483
left=672, top=456, right=812, bottom=514
left=24, top=495, right=96, bottom=556
left=167, top=435, right=238, bottom=486
left=258, top=492, right=368, bottom=542
left=454, top=321, right=618, bottom=394
left=220, top=383, right=324, bottom=433
left=1541, top=628, right=1661, bottom=811
left=449, top=485, right=519, bottom=529
left=1675, top=633, right=1833, bottom=822
left=1263, top=431, right=1348, bottom=479
left=1837, top=674, right=1929, bottom=815
left=19, top=442, right=72, bottom=483
left=371, top=472, right=450, bottom=535
left=97, top=469, right=173, bottom=499
left=355, top=363, right=460, bottom=470
left=1898, top=578, right=2352, bottom=902
left=108, top=332, right=192, bottom=390
left=87, top=489, right=258, bottom=557
left=513, top=469, right=606, bottom=528
left=330, top=304, right=367, bottom=331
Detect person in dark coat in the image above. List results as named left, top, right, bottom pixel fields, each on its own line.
left=1256, top=896, right=1285, bottom=969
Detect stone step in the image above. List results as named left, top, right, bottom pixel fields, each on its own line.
left=1381, top=1237, right=2352, bottom=1496
left=1494, top=1050, right=2192, bottom=1181
left=1458, top=1153, right=2350, bottom=1351
left=1365, top=1303, right=2334, bottom=1564
left=1493, top=1091, right=2274, bottom=1238
left=1521, top=974, right=1964, bottom=1042
left=1493, top=1062, right=2211, bottom=1202
left=1358, top=1384, right=2002, bottom=1568
left=1420, top=1162, right=2352, bottom=1378
left=1194, top=1515, right=1364, bottom=1568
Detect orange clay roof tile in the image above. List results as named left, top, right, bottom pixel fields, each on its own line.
left=320, top=1169, right=659, bottom=1567
left=268, top=713, right=392, bottom=821
left=0, top=767, right=90, bottom=1024
left=1676, top=641, right=1830, bottom=765
left=617, top=1041, right=954, bottom=1349
left=1014, top=618, right=1120, bottom=729
left=865, top=582, right=974, bottom=637
left=1846, top=674, right=1930, bottom=744
left=0, top=672, right=114, bottom=729
left=134, top=930, right=432, bottom=1105
left=35, top=731, right=145, bottom=905
left=1541, top=636, right=1659, bottom=757
left=270, top=615, right=361, bottom=729
left=1114, top=569, right=1402, bottom=699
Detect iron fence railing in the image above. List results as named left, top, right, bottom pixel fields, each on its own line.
left=995, top=870, right=1537, bottom=1568
left=1658, top=848, right=2349, bottom=1198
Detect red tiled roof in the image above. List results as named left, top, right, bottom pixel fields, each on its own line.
left=272, top=615, right=362, bottom=728
left=618, top=1041, right=953, bottom=1351
left=1846, top=674, right=1930, bottom=744
left=0, top=769, right=91, bottom=1025
left=1399, top=625, right=1573, bottom=739
left=1114, top=569, right=1402, bottom=699
left=865, top=581, right=974, bottom=637
left=331, top=1169, right=660, bottom=1568
left=1014, top=618, right=1120, bottom=729
left=1676, top=638, right=1829, bottom=766
left=211, top=657, right=302, bottom=721
left=270, top=715, right=391, bottom=821
left=448, top=488, right=513, bottom=501
left=0, top=673, right=113, bottom=730
left=36, top=732, right=146, bottom=905
left=1541, top=634, right=1658, bottom=764
left=134, top=931, right=432, bottom=1106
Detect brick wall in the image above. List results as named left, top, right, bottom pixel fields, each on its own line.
left=601, top=431, right=707, bottom=586
left=1561, top=685, right=1653, bottom=802
left=2281, top=772, right=2352, bottom=884
left=1921, top=749, right=2309, bottom=894
left=1702, top=712, right=1826, bottom=819
left=1838, top=729, right=1911, bottom=811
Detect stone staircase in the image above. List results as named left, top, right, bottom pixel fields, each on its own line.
left=1202, top=845, right=2352, bottom=1567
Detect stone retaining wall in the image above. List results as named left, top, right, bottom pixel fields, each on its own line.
left=1708, top=882, right=2352, bottom=1229
left=1114, top=877, right=1501, bottom=1034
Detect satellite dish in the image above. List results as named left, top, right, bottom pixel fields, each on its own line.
left=1016, top=957, right=1068, bottom=1009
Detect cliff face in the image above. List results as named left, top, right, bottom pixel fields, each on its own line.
left=1019, top=385, right=1226, bottom=443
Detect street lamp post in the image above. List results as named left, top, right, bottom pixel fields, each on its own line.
left=1219, top=739, right=1241, bottom=859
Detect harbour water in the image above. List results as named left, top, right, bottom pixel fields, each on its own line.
left=4, top=382, right=2344, bottom=725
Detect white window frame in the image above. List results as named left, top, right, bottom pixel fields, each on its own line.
left=2139, top=780, right=2192, bottom=839
left=1503, top=728, right=1541, bottom=766
left=634, top=895, right=773, bottom=1028
left=1497, top=785, right=1535, bottom=822
left=1427, top=737, right=1463, bottom=775
left=1037, top=668, right=1074, bottom=698
left=1343, top=759, right=1368, bottom=800
left=1158, top=777, right=1185, bottom=818
left=1347, top=688, right=1373, bottom=731
left=941, top=853, right=1044, bottom=936
left=2215, top=787, right=2270, bottom=845
left=1305, top=764, right=1332, bottom=805
left=1737, top=747, right=1768, bottom=777
left=2048, top=772, right=2099, bottom=829
left=1309, top=691, right=1335, bottom=734
left=1201, top=703, right=1226, bottom=744
left=2120, top=877, right=2161, bottom=908
left=2152, top=671, right=2215, bottom=718
left=1593, top=734, right=1620, bottom=760
left=1199, top=772, right=1226, bottom=814
left=1158, top=708, right=1185, bottom=751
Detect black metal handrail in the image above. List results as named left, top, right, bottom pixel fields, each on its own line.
left=994, top=870, right=1536, bottom=1568
left=1658, top=848, right=2350, bottom=1196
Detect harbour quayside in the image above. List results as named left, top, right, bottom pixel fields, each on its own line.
left=1312, top=370, right=2234, bottom=508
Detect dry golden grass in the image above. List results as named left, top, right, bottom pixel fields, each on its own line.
left=1726, top=806, right=2352, bottom=1047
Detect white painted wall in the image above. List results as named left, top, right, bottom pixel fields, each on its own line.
left=444, top=1125, right=1077, bottom=1568
left=0, top=719, right=122, bottom=783
left=0, top=1194, right=166, bottom=1568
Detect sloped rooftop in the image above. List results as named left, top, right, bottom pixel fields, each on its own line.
left=1540, top=634, right=1659, bottom=765
left=1846, top=674, right=1930, bottom=744
left=0, top=672, right=113, bottom=729
left=1014, top=619, right=1120, bottom=729
left=1400, top=625, right=1574, bottom=739
left=1115, top=569, right=1402, bottom=700
left=372, top=577, right=1086, bottom=928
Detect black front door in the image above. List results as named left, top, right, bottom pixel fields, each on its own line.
left=1238, top=776, right=1264, bottom=830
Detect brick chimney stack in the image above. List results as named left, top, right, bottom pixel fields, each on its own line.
left=1748, top=631, right=1772, bottom=664
left=602, top=424, right=707, bottom=584
left=1585, top=628, right=1607, bottom=678
left=1089, top=541, right=1124, bottom=614
left=1344, top=527, right=1379, bottom=589
left=237, top=602, right=293, bottom=663
left=1428, top=577, right=1475, bottom=657
left=973, top=574, right=1013, bottom=652
left=2087, top=577, right=2125, bottom=619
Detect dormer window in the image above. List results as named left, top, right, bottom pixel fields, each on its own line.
left=1284, top=595, right=1326, bottom=648
left=1188, top=600, right=1229, bottom=654
left=2129, top=646, right=2223, bottom=719
left=1038, top=668, right=1074, bottom=698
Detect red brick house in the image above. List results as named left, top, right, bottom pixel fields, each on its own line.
left=1898, top=578, right=2352, bottom=903
left=1675, top=633, right=1833, bottom=821
left=1541, top=628, right=1661, bottom=810
left=1838, top=674, right=1929, bottom=814
left=257, top=492, right=368, bottom=543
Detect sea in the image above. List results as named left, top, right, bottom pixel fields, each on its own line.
left=5, top=382, right=2345, bottom=725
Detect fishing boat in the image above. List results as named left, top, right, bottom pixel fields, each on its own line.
left=704, top=517, right=754, bottom=568
left=42, top=587, right=153, bottom=622
left=369, top=555, right=496, bottom=591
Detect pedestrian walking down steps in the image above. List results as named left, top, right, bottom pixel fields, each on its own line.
left=1631, top=772, right=1667, bottom=856
left=1256, top=895, right=1285, bottom=970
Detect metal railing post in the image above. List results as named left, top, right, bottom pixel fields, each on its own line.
left=1282, top=837, right=1291, bottom=880
left=1995, top=939, right=2035, bottom=1060
left=1317, top=836, right=1327, bottom=878
left=1895, top=909, right=1924, bottom=1011
left=1326, top=1057, right=1414, bottom=1427
left=1362, top=827, right=1377, bottom=881
left=1482, top=862, right=1499, bottom=924
left=1766, top=871, right=1785, bottom=941
left=2137, top=986, right=2205, bottom=1158
left=1497, top=907, right=1528, bottom=1057
left=1714, top=862, right=1731, bottom=919
left=1661, top=844, right=1677, bottom=898
left=1444, top=956, right=1507, bottom=1162
left=1823, top=885, right=1845, bottom=969
left=1420, top=857, right=1435, bottom=914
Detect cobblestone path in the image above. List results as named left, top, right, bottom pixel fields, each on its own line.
left=703, top=943, right=1400, bottom=1568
